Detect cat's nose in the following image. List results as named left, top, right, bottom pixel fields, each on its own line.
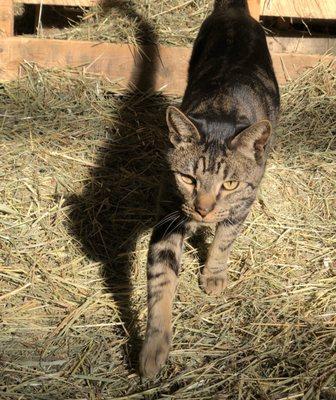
left=195, top=194, right=215, bottom=218
left=196, top=206, right=213, bottom=218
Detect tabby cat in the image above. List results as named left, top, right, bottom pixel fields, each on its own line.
left=140, top=0, right=280, bottom=377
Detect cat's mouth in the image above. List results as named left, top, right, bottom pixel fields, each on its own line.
left=182, top=205, right=229, bottom=223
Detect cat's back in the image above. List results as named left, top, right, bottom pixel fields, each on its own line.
left=192, top=10, right=267, bottom=67
left=182, top=5, right=279, bottom=127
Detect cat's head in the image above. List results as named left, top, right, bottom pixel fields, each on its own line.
left=166, top=106, right=272, bottom=223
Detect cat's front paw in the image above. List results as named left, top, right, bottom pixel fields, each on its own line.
left=200, top=270, right=227, bottom=296
left=139, top=332, right=171, bottom=378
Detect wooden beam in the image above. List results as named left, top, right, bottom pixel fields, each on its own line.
left=0, top=37, right=334, bottom=95
left=0, top=0, right=14, bottom=38
left=248, top=0, right=260, bottom=21
left=260, top=0, right=336, bottom=19
left=271, top=53, right=335, bottom=84
left=267, top=36, right=336, bottom=56
left=0, top=38, right=190, bottom=94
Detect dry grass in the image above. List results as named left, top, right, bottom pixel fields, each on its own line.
left=23, top=0, right=211, bottom=46
left=0, top=63, right=335, bottom=399
left=21, top=0, right=326, bottom=46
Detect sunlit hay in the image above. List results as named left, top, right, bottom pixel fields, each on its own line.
left=17, top=0, right=211, bottom=46
left=0, top=64, right=335, bottom=398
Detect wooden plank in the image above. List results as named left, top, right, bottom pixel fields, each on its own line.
left=260, top=0, right=336, bottom=19
left=248, top=0, right=261, bottom=21
left=0, top=38, right=190, bottom=94
left=267, top=36, right=336, bottom=56
left=0, top=0, right=14, bottom=37
left=0, top=37, right=334, bottom=95
left=271, top=53, right=335, bottom=84
left=13, top=0, right=100, bottom=5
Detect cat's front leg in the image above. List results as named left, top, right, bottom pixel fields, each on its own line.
left=139, top=220, right=186, bottom=378
left=201, top=220, right=243, bottom=296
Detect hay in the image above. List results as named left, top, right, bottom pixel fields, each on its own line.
left=22, top=0, right=211, bottom=46
left=0, top=63, right=335, bottom=399
left=20, top=0, right=325, bottom=47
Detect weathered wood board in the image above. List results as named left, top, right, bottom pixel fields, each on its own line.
left=260, top=0, right=336, bottom=19
left=0, top=0, right=14, bottom=37
left=267, top=37, right=336, bottom=56
left=0, top=37, right=334, bottom=95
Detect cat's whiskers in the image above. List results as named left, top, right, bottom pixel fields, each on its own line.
left=175, top=216, right=189, bottom=232
left=153, top=211, right=180, bottom=229
left=161, top=214, right=183, bottom=238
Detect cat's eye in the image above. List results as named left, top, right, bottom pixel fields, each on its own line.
left=179, top=174, right=196, bottom=185
left=222, top=181, right=240, bottom=191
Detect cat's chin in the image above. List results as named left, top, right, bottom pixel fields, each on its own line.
left=198, top=220, right=218, bottom=226
left=199, top=218, right=225, bottom=224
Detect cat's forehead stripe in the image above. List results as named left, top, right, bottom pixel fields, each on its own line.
left=195, top=156, right=206, bottom=174
left=223, top=164, right=230, bottom=179
left=194, top=154, right=228, bottom=175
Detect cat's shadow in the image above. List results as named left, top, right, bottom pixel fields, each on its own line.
left=67, top=0, right=173, bottom=372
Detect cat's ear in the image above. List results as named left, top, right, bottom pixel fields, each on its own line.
left=166, top=106, right=201, bottom=146
left=229, top=120, right=272, bottom=163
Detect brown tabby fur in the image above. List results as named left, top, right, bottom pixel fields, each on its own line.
left=140, top=0, right=280, bottom=377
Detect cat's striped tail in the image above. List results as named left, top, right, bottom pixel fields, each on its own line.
left=214, top=0, right=249, bottom=13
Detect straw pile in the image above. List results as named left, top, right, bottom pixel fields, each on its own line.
left=27, top=0, right=211, bottom=46
left=24, top=0, right=331, bottom=46
left=0, top=62, right=335, bottom=399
